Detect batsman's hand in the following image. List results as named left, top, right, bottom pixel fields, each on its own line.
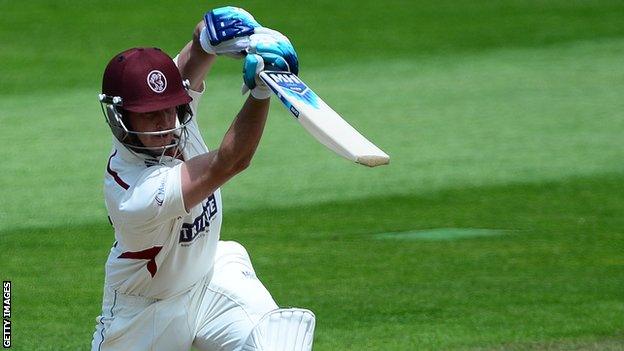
left=242, top=28, right=299, bottom=100
left=199, top=6, right=261, bottom=58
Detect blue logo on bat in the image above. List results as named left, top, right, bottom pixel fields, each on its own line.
left=268, top=72, right=306, bottom=91
left=266, top=72, right=320, bottom=109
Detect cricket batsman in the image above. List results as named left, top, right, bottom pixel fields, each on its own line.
left=91, top=7, right=315, bottom=350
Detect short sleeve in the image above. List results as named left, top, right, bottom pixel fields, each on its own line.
left=114, top=163, right=188, bottom=226
left=187, top=86, right=203, bottom=116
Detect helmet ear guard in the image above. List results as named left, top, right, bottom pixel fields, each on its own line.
left=182, top=78, right=191, bottom=90
left=98, top=94, right=133, bottom=144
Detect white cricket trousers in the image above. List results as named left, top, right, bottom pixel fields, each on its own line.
left=91, top=241, right=278, bottom=351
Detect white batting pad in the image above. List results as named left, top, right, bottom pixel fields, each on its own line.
left=242, top=308, right=316, bottom=351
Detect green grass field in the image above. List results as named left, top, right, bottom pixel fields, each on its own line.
left=1, top=1, right=624, bottom=350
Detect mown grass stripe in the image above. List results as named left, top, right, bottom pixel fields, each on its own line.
left=374, top=228, right=509, bottom=241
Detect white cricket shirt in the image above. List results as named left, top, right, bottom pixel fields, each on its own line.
left=102, top=86, right=223, bottom=299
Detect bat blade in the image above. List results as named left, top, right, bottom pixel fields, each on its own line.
left=259, top=71, right=389, bottom=167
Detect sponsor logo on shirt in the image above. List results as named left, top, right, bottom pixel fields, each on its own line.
left=179, top=194, right=218, bottom=244
left=155, top=177, right=166, bottom=206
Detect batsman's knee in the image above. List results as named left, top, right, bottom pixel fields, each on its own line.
left=217, top=240, right=250, bottom=260
left=242, top=308, right=316, bottom=351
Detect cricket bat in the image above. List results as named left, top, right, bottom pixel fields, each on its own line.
left=259, top=71, right=390, bottom=167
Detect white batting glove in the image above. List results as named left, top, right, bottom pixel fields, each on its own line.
left=199, top=6, right=261, bottom=58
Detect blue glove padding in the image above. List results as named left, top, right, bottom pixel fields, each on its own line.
left=243, top=28, right=299, bottom=91
left=254, top=42, right=298, bottom=75
left=204, top=6, right=260, bottom=46
left=243, top=54, right=272, bottom=99
left=243, top=54, right=262, bottom=90
left=251, top=28, right=299, bottom=76
left=244, top=53, right=288, bottom=88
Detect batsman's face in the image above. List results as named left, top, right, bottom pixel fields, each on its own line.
left=127, top=107, right=177, bottom=148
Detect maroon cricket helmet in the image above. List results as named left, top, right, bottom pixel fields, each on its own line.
left=102, top=47, right=192, bottom=113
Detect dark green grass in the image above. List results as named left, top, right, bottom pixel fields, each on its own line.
left=3, top=38, right=624, bottom=232
left=2, top=1, right=624, bottom=94
left=2, top=1, right=624, bottom=349
left=3, top=173, right=623, bottom=350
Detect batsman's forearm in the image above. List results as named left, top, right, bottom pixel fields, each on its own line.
left=218, top=95, right=270, bottom=170
left=180, top=96, right=269, bottom=210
